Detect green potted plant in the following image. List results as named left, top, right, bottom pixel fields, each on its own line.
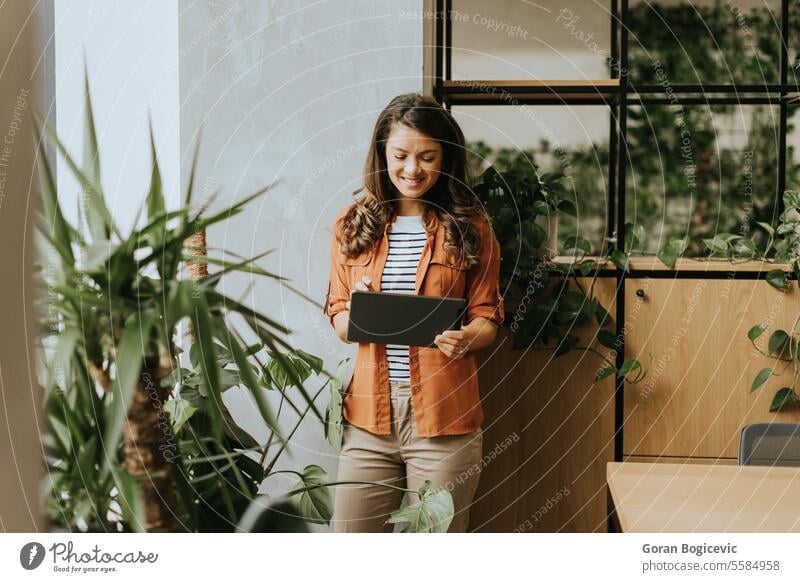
left=35, top=73, right=452, bottom=533
left=742, top=189, right=800, bottom=412
left=469, top=144, right=649, bottom=384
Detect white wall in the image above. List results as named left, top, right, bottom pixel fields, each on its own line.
left=178, top=0, right=425, bottom=523
left=54, top=0, right=180, bottom=236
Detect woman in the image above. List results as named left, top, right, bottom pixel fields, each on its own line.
left=323, top=93, right=504, bottom=532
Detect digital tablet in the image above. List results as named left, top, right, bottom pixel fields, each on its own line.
left=346, top=291, right=467, bottom=347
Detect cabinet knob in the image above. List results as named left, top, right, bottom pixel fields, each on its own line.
left=635, top=288, right=646, bottom=298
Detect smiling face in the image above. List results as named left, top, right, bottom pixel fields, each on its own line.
left=385, top=123, right=443, bottom=210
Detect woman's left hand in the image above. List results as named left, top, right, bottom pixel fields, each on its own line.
left=434, top=328, right=473, bottom=359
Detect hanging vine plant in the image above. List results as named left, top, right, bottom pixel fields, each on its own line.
left=470, top=148, right=650, bottom=385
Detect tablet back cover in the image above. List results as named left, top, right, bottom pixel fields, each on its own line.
left=346, top=291, right=466, bottom=347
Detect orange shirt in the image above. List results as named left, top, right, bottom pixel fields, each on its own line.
left=324, top=206, right=505, bottom=437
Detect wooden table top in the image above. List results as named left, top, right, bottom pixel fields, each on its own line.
left=607, top=462, right=800, bottom=532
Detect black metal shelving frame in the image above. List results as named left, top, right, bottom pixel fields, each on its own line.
left=432, top=0, right=796, bottom=531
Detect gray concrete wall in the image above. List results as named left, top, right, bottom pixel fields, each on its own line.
left=178, top=0, right=424, bottom=520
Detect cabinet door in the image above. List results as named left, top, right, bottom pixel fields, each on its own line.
left=623, top=277, right=800, bottom=458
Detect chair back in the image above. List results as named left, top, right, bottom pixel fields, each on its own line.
left=738, top=423, right=800, bottom=467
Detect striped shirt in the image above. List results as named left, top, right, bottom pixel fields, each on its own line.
left=381, top=214, right=426, bottom=382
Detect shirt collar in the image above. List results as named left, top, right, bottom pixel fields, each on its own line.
left=383, top=209, right=438, bottom=235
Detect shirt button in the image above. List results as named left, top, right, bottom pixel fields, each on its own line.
left=410, top=355, right=419, bottom=363
left=412, top=385, right=421, bottom=393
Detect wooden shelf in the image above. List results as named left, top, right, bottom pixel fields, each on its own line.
left=443, top=79, right=620, bottom=105
left=551, top=255, right=793, bottom=273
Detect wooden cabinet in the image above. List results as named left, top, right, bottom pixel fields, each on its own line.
left=471, top=259, right=800, bottom=532
left=623, top=276, right=800, bottom=460
left=471, top=276, right=616, bottom=532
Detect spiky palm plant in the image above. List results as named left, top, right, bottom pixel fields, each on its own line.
left=35, top=71, right=454, bottom=533
left=34, top=72, right=334, bottom=532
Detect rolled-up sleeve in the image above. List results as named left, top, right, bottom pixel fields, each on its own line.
left=464, top=219, right=505, bottom=326
left=323, top=218, right=350, bottom=328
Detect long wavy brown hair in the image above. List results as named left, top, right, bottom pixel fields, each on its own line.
left=336, top=93, right=483, bottom=268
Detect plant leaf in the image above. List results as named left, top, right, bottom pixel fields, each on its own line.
left=41, top=112, right=118, bottom=242
left=34, top=117, right=74, bottom=266
left=618, top=358, right=641, bottom=377
left=748, top=323, right=768, bottom=341
left=111, top=466, right=145, bottom=532
left=609, top=249, right=629, bottom=272
left=751, top=368, right=772, bottom=392
left=189, top=291, right=224, bottom=441
left=324, top=358, right=350, bottom=448
left=702, top=236, right=727, bottom=254
left=597, top=329, right=619, bottom=349
left=769, top=387, right=797, bottom=412
left=221, top=321, right=284, bottom=443
left=146, top=116, right=165, bottom=239
left=765, top=269, right=788, bottom=290
left=388, top=479, right=454, bottom=533
left=101, top=310, right=157, bottom=480
left=289, top=465, right=332, bottom=525
left=163, top=398, right=196, bottom=434
left=595, top=364, right=616, bottom=381
left=768, top=330, right=790, bottom=357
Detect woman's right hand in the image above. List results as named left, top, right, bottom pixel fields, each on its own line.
left=334, top=275, right=372, bottom=343
left=345, top=275, right=372, bottom=310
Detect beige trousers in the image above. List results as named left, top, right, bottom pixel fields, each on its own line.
left=332, top=379, right=483, bottom=533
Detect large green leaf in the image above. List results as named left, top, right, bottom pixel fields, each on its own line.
left=101, top=310, right=157, bottom=479
left=34, top=118, right=74, bottom=267
left=76, top=435, right=99, bottom=489
left=220, top=321, right=284, bottom=443
left=290, top=465, right=332, bottom=525
left=609, top=249, right=629, bottom=272
left=80, top=65, right=113, bottom=242
left=324, top=358, right=350, bottom=448
left=656, top=246, right=678, bottom=269
left=751, top=367, right=772, bottom=392
left=295, top=349, right=324, bottom=374
left=564, top=235, right=592, bottom=254
left=747, top=323, right=768, bottom=341
left=765, top=269, right=788, bottom=290
left=618, top=358, right=642, bottom=378
left=769, top=387, right=797, bottom=412
left=236, top=311, right=324, bottom=423
left=189, top=291, right=224, bottom=440
left=145, top=117, right=166, bottom=260
left=111, top=466, right=145, bottom=532
left=163, top=398, right=197, bottom=434
left=41, top=114, right=118, bottom=242
left=597, top=329, right=619, bottom=349
left=146, top=117, right=165, bottom=221
left=768, top=330, right=790, bottom=357
left=388, top=480, right=454, bottom=533
left=783, top=189, right=800, bottom=210
left=82, top=63, right=101, bottom=187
